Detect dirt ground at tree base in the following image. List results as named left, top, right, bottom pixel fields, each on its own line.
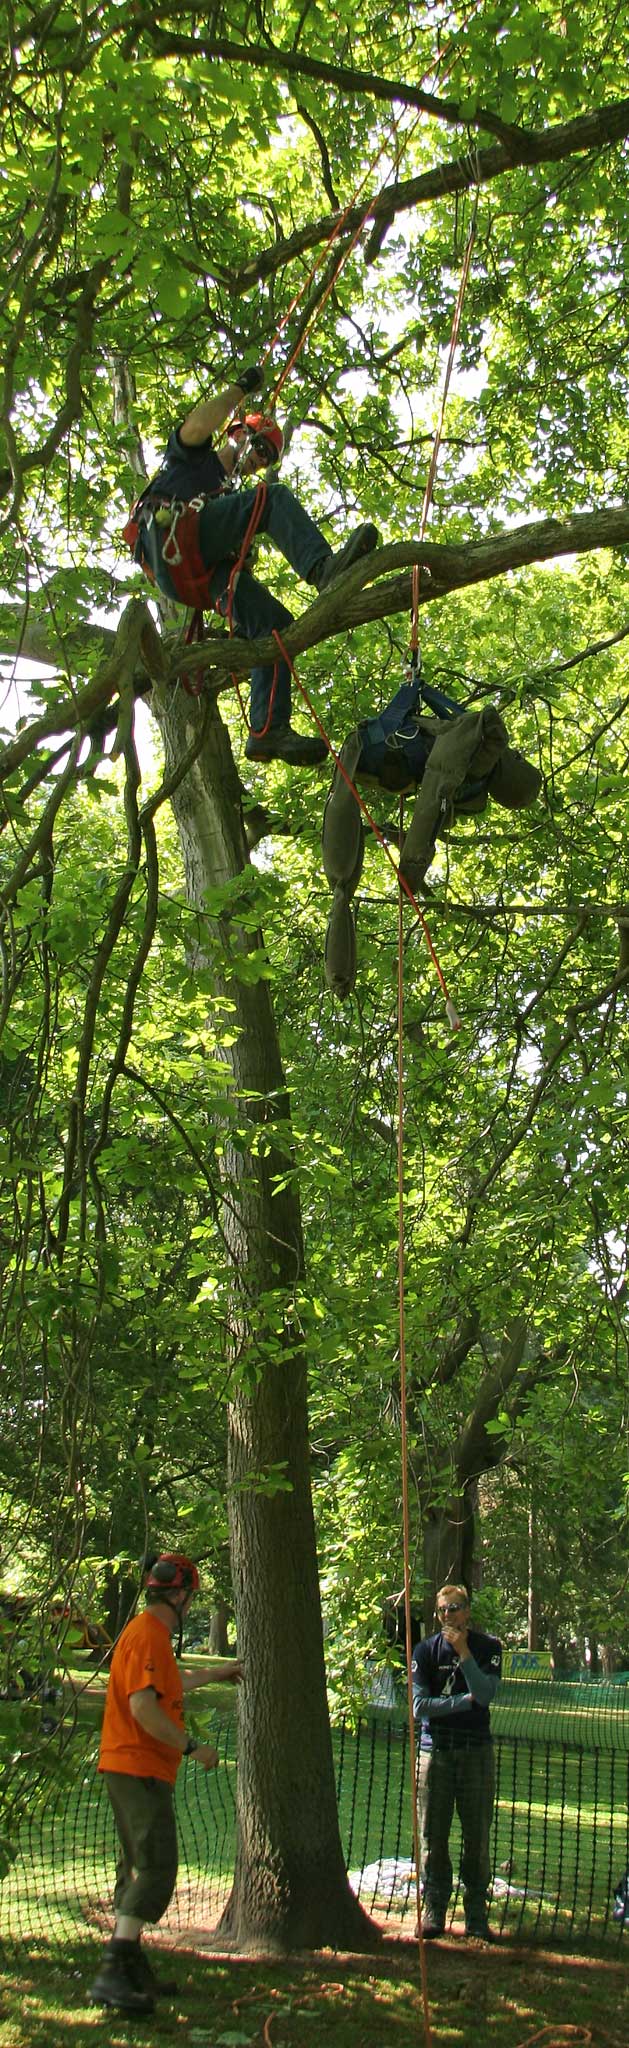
left=0, top=1930, right=626, bottom=2048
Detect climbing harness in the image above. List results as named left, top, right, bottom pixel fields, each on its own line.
left=123, top=493, right=219, bottom=609
left=123, top=493, right=228, bottom=699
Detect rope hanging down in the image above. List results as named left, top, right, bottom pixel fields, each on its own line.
left=227, top=173, right=479, bottom=2048
left=256, top=27, right=478, bottom=413
left=396, top=190, right=478, bottom=2045
left=223, top=479, right=281, bottom=741
left=397, top=852, right=434, bottom=2048
left=269, top=109, right=424, bottom=409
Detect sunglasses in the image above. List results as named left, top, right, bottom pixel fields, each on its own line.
left=253, top=437, right=278, bottom=463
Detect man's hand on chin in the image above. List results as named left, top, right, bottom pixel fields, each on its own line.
left=444, top=1626, right=469, bottom=1658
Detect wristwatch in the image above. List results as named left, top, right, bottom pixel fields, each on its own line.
left=184, top=1737, right=198, bottom=1757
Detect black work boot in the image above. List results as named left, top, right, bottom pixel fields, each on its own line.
left=314, top=523, right=380, bottom=592
left=87, top=1939, right=154, bottom=2014
left=133, top=1945, right=179, bottom=1997
left=245, top=723, right=327, bottom=767
left=414, top=1914, right=445, bottom=1939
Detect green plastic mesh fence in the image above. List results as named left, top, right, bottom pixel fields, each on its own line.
left=2, top=1686, right=629, bottom=1951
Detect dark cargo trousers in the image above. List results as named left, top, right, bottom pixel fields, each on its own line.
left=104, top=1771, right=178, bottom=1923
left=200, top=482, right=331, bottom=734
left=417, top=1741, right=495, bottom=1926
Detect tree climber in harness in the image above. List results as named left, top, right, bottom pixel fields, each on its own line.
left=124, top=365, right=380, bottom=769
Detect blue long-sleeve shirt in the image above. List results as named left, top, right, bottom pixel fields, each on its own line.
left=412, top=1627, right=502, bottom=1749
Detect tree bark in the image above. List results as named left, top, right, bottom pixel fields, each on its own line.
left=599, top=1643, right=619, bottom=1676
left=421, top=1489, right=476, bottom=1628
left=209, top=1602, right=229, bottom=1656
left=153, top=682, right=376, bottom=1952
left=527, top=1496, right=539, bottom=1652
left=415, top=1319, right=530, bottom=1624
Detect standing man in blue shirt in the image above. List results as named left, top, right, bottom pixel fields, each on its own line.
left=412, top=1582, right=502, bottom=1941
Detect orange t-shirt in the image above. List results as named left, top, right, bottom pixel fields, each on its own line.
left=98, top=1609, right=185, bottom=1785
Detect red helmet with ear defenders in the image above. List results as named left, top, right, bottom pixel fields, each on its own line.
left=145, top=1554, right=199, bottom=1595
left=228, top=412, right=285, bottom=463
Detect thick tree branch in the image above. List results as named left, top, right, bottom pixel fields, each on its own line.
left=454, top=1318, right=528, bottom=1486
left=143, top=28, right=523, bottom=146
left=0, top=599, right=166, bottom=781
left=223, top=95, right=629, bottom=286
left=434, top=1309, right=482, bottom=1388
left=171, top=506, right=629, bottom=684
left=3, top=503, right=629, bottom=775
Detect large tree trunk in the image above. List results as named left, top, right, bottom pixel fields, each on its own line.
left=155, top=684, right=376, bottom=1951
left=527, top=1496, right=540, bottom=1652
left=417, top=1320, right=529, bottom=1627
left=547, top=1624, right=574, bottom=1676
left=209, top=1602, right=229, bottom=1655
left=422, top=1490, right=474, bottom=1628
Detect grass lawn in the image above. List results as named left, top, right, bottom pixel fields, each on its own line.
left=0, top=1931, right=627, bottom=2048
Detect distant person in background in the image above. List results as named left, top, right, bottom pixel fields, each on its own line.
left=412, top=1582, right=502, bottom=1940
left=88, top=1554, right=242, bottom=2016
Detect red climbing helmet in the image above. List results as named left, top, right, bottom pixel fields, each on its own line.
left=145, top=1554, right=200, bottom=1596
left=228, top=412, right=285, bottom=464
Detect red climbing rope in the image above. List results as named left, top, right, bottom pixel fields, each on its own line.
left=258, top=115, right=415, bottom=392
left=244, top=82, right=479, bottom=2048
left=222, top=478, right=281, bottom=740
left=270, top=111, right=423, bottom=409
left=419, top=204, right=479, bottom=547
left=397, top=829, right=435, bottom=2048
left=257, top=33, right=477, bottom=415
left=393, top=192, right=479, bottom=2032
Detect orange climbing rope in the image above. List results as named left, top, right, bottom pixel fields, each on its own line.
left=395, top=201, right=478, bottom=2040
left=222, top=477, right=282, bottom=740
left=418, top=201, right=479, bottom=547
left=269, top=112, right=423, bottom=409
left=258, top=112, right=418, bottom=398
left=397, top=837, right=435, bottom=2048
left=256, top=33, right=478, bottom=414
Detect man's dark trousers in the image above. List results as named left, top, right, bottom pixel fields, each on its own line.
left=199, top=482, right=330, bottom=733
left=417, top=1741, right=495, bottom=1926
left=105, top=1771, right=178, bottom=1923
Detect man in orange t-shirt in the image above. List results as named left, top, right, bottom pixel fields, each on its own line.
left=87, top=1553, right=242, bottom=2016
